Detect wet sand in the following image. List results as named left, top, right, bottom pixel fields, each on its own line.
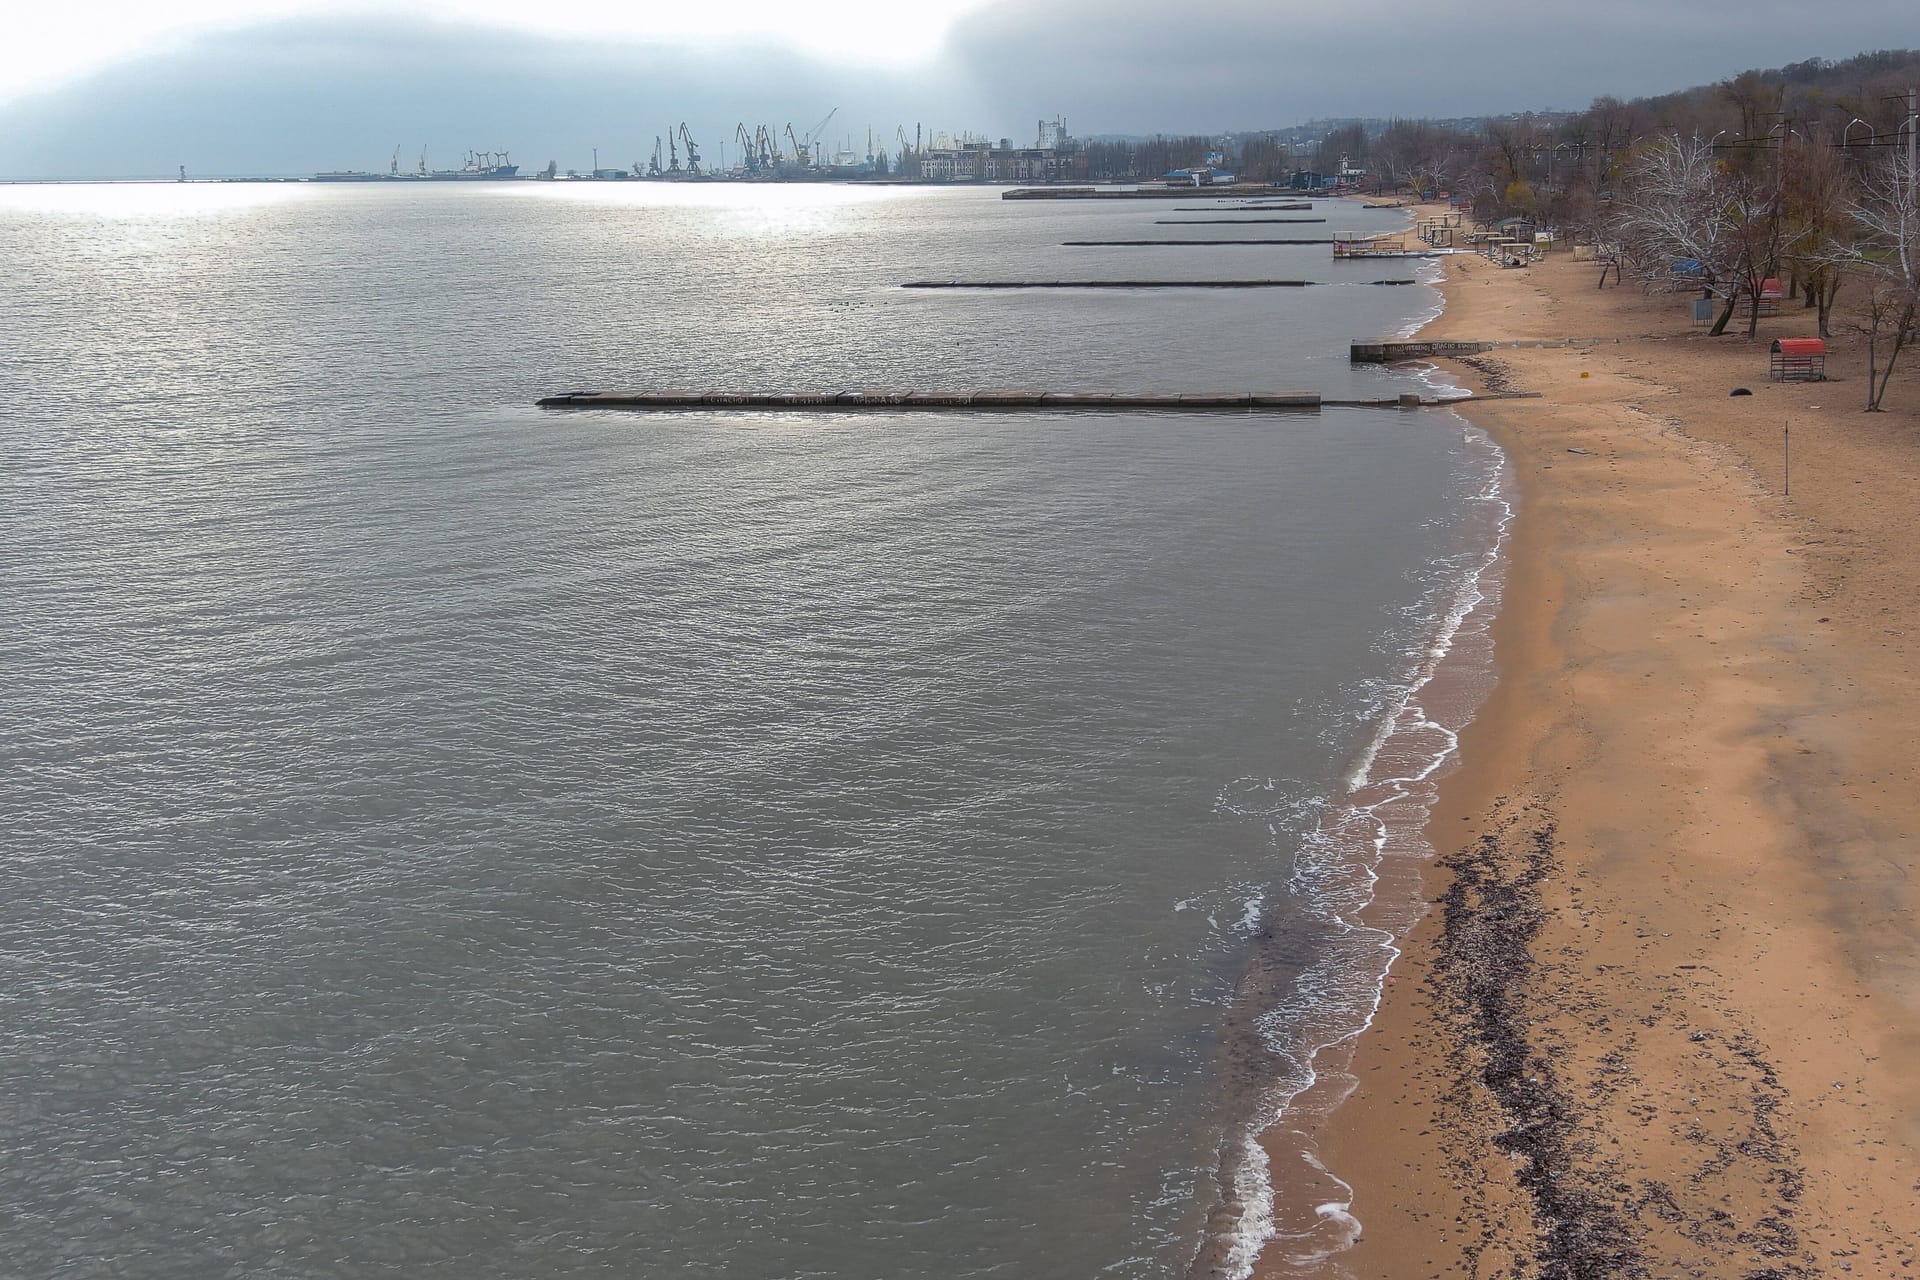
left=1254, top=217, right=1920, bottom=1277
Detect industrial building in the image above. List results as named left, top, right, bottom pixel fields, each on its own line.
left=920, top=142, right=1087, bottom=183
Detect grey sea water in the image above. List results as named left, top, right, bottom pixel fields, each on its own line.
left=0, top=182, right=1500, bottom=1278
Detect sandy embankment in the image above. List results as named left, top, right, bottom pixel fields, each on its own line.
left=1256, top=217, right=1920, bottom=1278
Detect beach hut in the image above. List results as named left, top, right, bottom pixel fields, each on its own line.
left=1769, top=337, right=1826, bottom=381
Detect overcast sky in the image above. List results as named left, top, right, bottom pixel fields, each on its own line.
left=2, top=0, right=1913, bottom=177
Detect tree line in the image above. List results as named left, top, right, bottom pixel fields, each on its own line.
left=1080, top=50, right=1918, bottom=409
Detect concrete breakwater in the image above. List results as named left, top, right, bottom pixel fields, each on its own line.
left=901, top=279, right=1416, bottom=289
left=1154, top=218, right=1328, bottom=225
left=1001, top=187, right=1308, bottom=203
left=1061, top=238, right=1339, bottom=246
left=531, top=390, right=1529, bottom=413
left=1349, top=337, right=1629, bottom=362
left=1350, top=339, right=1497, bottom=362
left=539, top=390, right=1327, bottom=411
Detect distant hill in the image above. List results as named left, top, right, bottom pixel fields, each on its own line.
left=1594, top=48, right=1920, bottom=136
left=1229, top=49, right=1919, bottom=145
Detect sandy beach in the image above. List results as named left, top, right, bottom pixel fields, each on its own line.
left=1253, top=212, right=1920, bottom=1278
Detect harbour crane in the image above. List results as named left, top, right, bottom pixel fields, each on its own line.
left=390, top=144, right=401, bottom=176
left=756, top=124, right=778, bottom=170
left=802, top=107, right=838, bottom=167
left=735, top=123, right=757, bottom=173
left=785, top=124, right=807, bottom=168
left=668, top=129, right=680, bottom=173
left=678, top=123, right=702, bottom=176
left=647, top=137, right=663, bottom=177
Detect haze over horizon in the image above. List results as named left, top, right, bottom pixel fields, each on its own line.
left=3, top=0, right=1914, bottom=178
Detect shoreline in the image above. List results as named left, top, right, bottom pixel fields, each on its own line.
left=1189, top=414, right=1517, bottom=1278
left=1249, top=207, right=1920, bottom=1277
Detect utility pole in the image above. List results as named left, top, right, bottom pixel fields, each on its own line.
left=1908, top=86, right=1917, bottom=201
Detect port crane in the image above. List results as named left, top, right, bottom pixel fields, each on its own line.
left=735, top=123, right=758, bottom=174
left=647, top=137, right=664, bottom=177
left=800, top=107, right=838, bottom=167
left=678, top=123, right=702, bottom=176
left=667, top=129, right=680, bottom=173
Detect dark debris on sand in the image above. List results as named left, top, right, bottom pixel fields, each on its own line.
left=1426, top=800, right=1816, bottom=1280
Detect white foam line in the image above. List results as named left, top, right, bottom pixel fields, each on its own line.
left=1344, top=440, right=1512, bottom=794
left=1387, top=207, right=1448, bottom=339
left=1212, top=422, right=1516, bottom=1278
left=1220, top=1132, right=1275, bottom=1277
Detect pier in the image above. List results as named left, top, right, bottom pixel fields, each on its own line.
left=1154, top=218, right=1327, bottom=225
left=1001, top=187, right=1299, bottom=200
left=1061, top=238, right=1338, bottom=246
left=1350, top=337, right=1627, bottom=362
left=1332, top=233, right=1456, bottom=259
left=539, top=390, right=1326, bottom=411
left=1350, top=339, right=1496, bottom=362
left=902, top=279, right=1415, bottom=289
left=534, top=389, right=1533, bottom=413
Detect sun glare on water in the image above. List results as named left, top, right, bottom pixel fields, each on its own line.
left=0, top=181, right=314, bottom=220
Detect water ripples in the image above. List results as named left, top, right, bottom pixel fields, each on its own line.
left=1, top=184, right=1486, bottom=1279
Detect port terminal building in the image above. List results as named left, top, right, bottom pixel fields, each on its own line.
left=921, top=143, right=1088, bottom=183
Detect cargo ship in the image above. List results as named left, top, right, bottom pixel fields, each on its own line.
left=310, top=150, right=519, bottom=182
left=428, top=151, right=519, bottom=180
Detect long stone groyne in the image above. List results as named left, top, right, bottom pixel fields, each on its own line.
left=902, top=279, right=1416, bottom=289
left=534, top=390, right=1536, bottom=413
left=539, top=390, right=1326, bottom=412
left=1060, top=238, right=1340, bottom=247
left=1001, top=188, right=1310, bottom=204
left=1154, top=218, right=1328, bottom=225
left=1350, top=337, right=1629, bottom=362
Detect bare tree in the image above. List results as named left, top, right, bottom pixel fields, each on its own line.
left=1724, top=165, right=1803, bottom=339
left=1780, top=135, right=1856, bottom=337
left=1482, top=120, right=1540, bottom=212
left=1720, top=71, right=1784, bottom=149
left=1613, top=132, right=1810, bottom=336
left=1843, top=284, right=1914, bottom=411
left=1613, top=135, right=1742, bottom=328
left=1833, top=152, right=1919, bottom=410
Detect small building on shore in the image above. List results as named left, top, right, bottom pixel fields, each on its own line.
left=1159, top=165, right=1237, bottom=187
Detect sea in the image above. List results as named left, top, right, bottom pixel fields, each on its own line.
left=0, top=181, right=1508, bottom=1279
